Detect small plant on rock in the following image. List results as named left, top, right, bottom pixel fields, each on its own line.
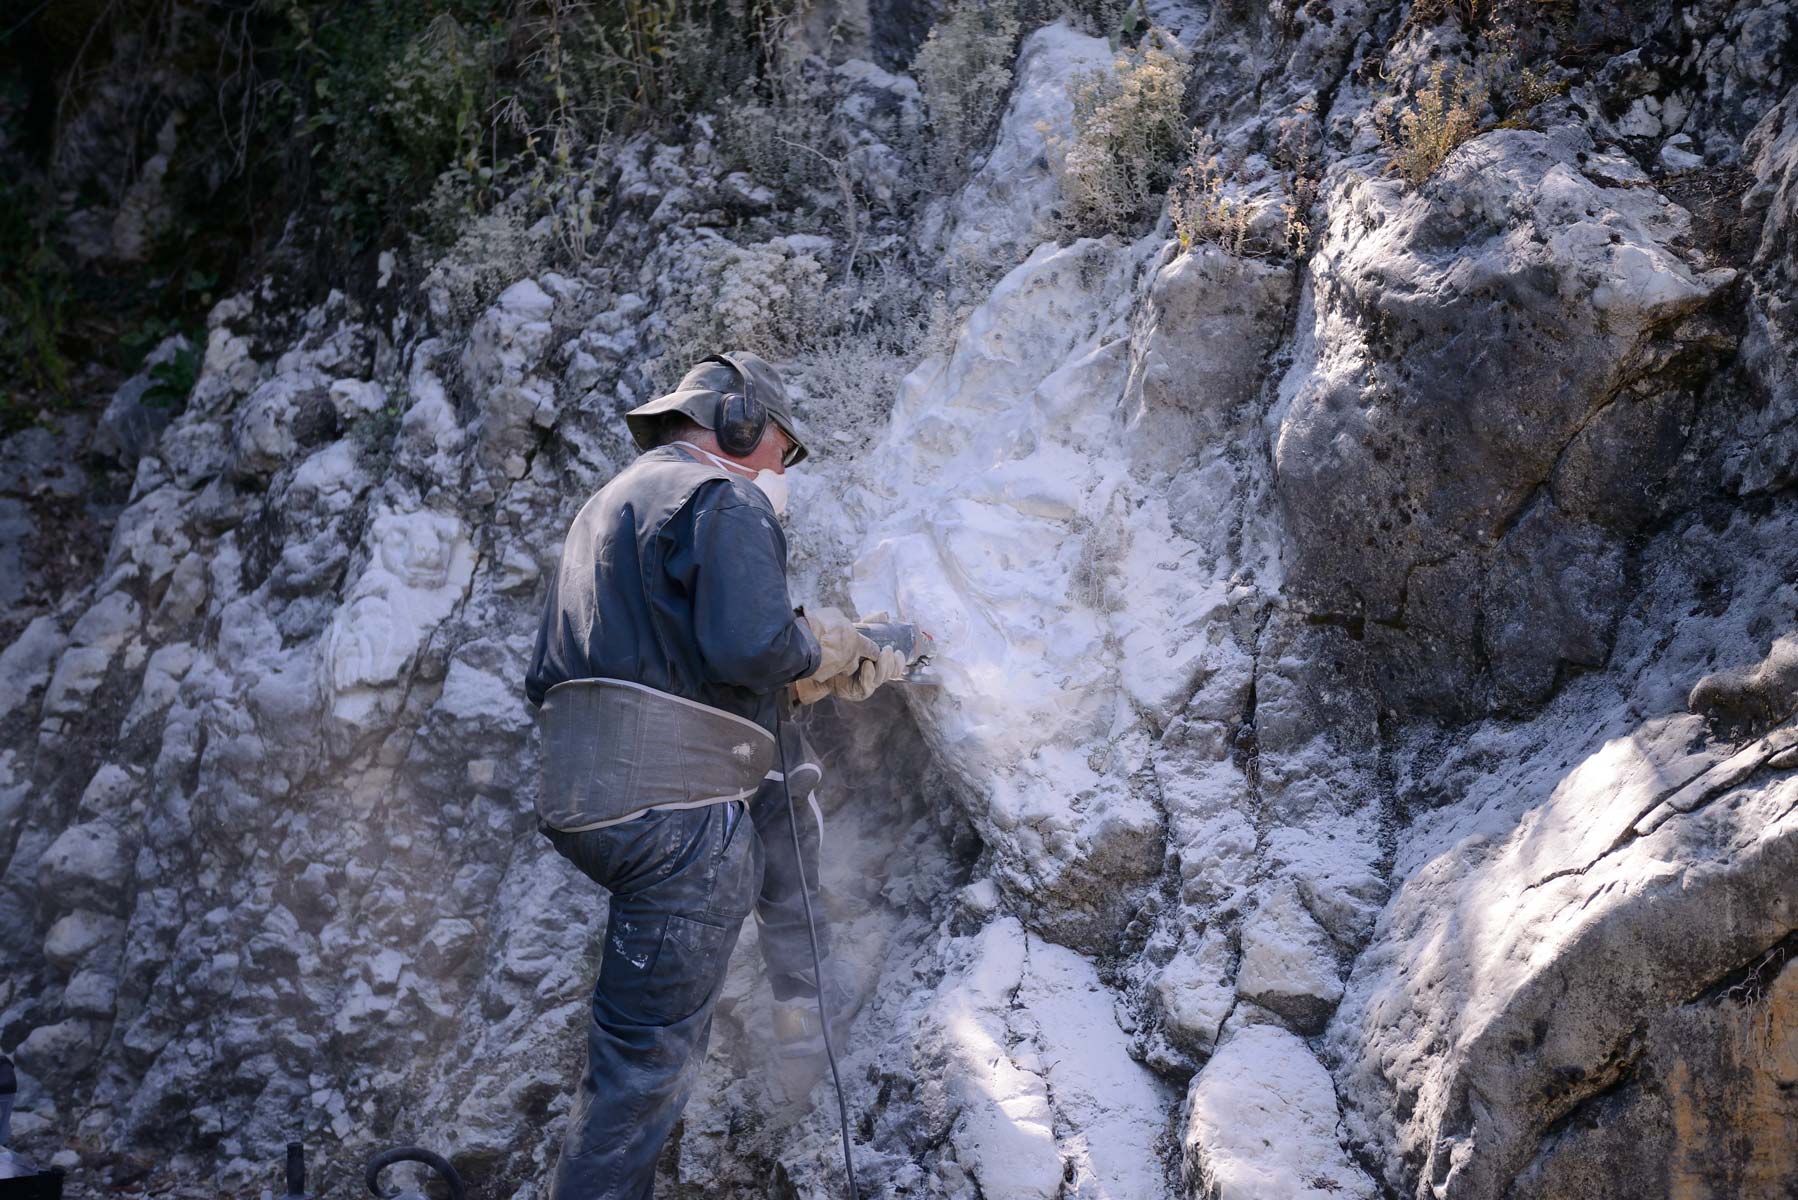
left=1169, top=132, right=1251, bottom=254
left=1386, top=62, right=1484, bottom=186
left=1050, top=31, right=1190, bottom=235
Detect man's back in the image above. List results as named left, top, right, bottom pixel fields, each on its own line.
left=524, top=444, right=819, bottom=731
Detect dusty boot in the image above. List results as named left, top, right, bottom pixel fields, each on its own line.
left=770, top=967, right=858, bottom=1060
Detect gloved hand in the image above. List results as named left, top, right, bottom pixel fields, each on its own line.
left=804, top=606, right=879, bottom=683
left=792, top=675, right=833, bottom=705
left=827, top=645, right=909, bottom=702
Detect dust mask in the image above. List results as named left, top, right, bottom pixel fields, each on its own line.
left=674, top=442, right=790, bottom=517
left=751, top=467, right=789, bottom=517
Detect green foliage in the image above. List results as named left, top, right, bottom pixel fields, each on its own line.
left=1167, top=125, right=1317, bottom=260
left=1050, top=32, right=1189, bottom=234
left=274, top=0, right=813, bottom=258
left=142, top=343, right=200, bottom=411
left=0, top=180, right=73, bottom=430
left=0, top=177, right=71, bottom=413
left=272, top=2, right=505, bottom=249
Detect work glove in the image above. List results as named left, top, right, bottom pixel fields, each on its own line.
left=794, top=607, right=879, bottom=705
left=826, top=645, right=909, bottom=702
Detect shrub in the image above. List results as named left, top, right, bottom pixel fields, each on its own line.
left=717, top=61, right=844, bottom=205
left=913, top=0, right=1022, bottom=185
left=1387, top=62, right=1483, bottom=186
left=1169, top=132, right=1251, bottom=254
left=0, top=179, right=72, bottom=430
left=1051, top=32, right=1189, bottom=234
left=652, top=237, right=830, bottom=388
left=421, top=207, right=551, bottom=326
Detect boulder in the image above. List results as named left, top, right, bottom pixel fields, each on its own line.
left=37, top=824, right=130, bottom=915
left=1183, top=1022, right=1377, bottom=1200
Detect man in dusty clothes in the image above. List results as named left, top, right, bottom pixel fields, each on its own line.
left=523, top=350, right=908, bottom=1197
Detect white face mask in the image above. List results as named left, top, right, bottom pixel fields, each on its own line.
left=751, top=467, right=789, bottom=517
left=674, top=441, right=791, bottom=517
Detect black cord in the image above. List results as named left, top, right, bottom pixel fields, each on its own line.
left=776, top=709, right=860, bottom=1200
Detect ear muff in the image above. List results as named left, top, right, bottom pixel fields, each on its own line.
left=706, top=353, right=767, bottom=457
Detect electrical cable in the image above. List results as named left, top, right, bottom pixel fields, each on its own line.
left=776, top=707, right=860, bottom=1200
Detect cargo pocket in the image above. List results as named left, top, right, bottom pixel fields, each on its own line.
left=708, top=802, right=762, bottom=923
left=656, top=914, right=732, bottom=1019
left=598, top=910, right=723, bottom=1026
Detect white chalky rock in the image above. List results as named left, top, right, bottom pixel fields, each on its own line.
left=418, top=918, right=480, bottom=975
left=1234, top=879, right=1344, bottom=1032
left=157, top=551, right=208, bottom=624
left=1183, top=1022, right=1377, bottom=1200
left=919, top=918, right=1171, bottom=1200
left=77, top=764, right=139, bottom=819
left=467, top=280, right=555, bottom=384
left=394, top=362, right=467, bottom=480
left=435, top=656, right=532, bottom=735
left=70, top=592, right=141, bottom=652
left=287, top=441, right=367, bottom=515
left=232, top=369, right=327, bottom=477
left=15, top=1019, right=104, bottom=1082
left=324, top=509, right=477, bottom=728
left=63, top=968, right=120, bottom=1017
left=852, top=236, right=1163, bottom=944
left=850, top=234, right=1289, bottom=949
left=1153, top=925, right=1237, bottom=1056
left=329, top=378, right=388, bottom=422
left=124, top=643, right=196, bottom=734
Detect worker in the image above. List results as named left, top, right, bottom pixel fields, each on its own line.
left=523, top=350, right=908, bottom=1199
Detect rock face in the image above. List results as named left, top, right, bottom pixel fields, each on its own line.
left=1276, top=122, right=1737, bottom=714
left=2, top=1, right=1796, bottom=1198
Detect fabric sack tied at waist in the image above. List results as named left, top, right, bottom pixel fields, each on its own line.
left=538, top=678, right=776, bottom=831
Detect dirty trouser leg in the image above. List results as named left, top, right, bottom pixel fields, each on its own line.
left=749, top=724, right=829, bottom=1001
left=544, top=800, right=762, bottom=1200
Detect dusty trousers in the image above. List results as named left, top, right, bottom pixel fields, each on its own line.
left=543, top=799, right=762, bottom=1200
left=747, top=722, right=831, bottom=1000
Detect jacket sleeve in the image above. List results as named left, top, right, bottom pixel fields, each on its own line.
left=689, top=494, right=822, bottom=692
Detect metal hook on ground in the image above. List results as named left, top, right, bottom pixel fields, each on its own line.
left=364, top=1146, right=466, bottom=1200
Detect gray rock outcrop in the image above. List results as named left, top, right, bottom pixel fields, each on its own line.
left=1, top=0, right=1795, bottom=1197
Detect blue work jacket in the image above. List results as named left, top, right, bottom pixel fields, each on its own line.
left=524, top=444, right=821, bottom=734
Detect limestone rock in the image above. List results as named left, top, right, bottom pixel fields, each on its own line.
left=1184, top=1022, right=1377, bottom=1200
left=1275, top=125, right=1736, bottom=714
left=93, top=335, right=193, bottom=465
left=37, top=824, right=129, bottom=914
left=0, top=616, right=65, bottom=721
left=1152, top=926, right=1237, bottom=1057
left=42, top=910, right=125, bottom=970
left=324, top=509, right=477, bottom=729
left=1235, top=881, right=1344, bottom=1034
left=916, top=918, right=1172, bottom=1200
left=932, top=22, right=1113, bottom=287
left=2, top=8, right=1796, bottom=1198
left=15, top=1019, right=103, bottom=1086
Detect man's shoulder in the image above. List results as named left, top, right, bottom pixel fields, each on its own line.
left=591, top=449, right=735, bottom=508
left=690, top=473, right=771, bottom=515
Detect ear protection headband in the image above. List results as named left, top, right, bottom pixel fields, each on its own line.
left=703, top=352, right=768, bottom=458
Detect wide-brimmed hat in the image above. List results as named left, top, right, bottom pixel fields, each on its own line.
left=625, top=351, right=812, bottom=464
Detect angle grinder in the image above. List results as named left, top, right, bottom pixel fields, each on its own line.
left=854, top=620, right=940, bottom=686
